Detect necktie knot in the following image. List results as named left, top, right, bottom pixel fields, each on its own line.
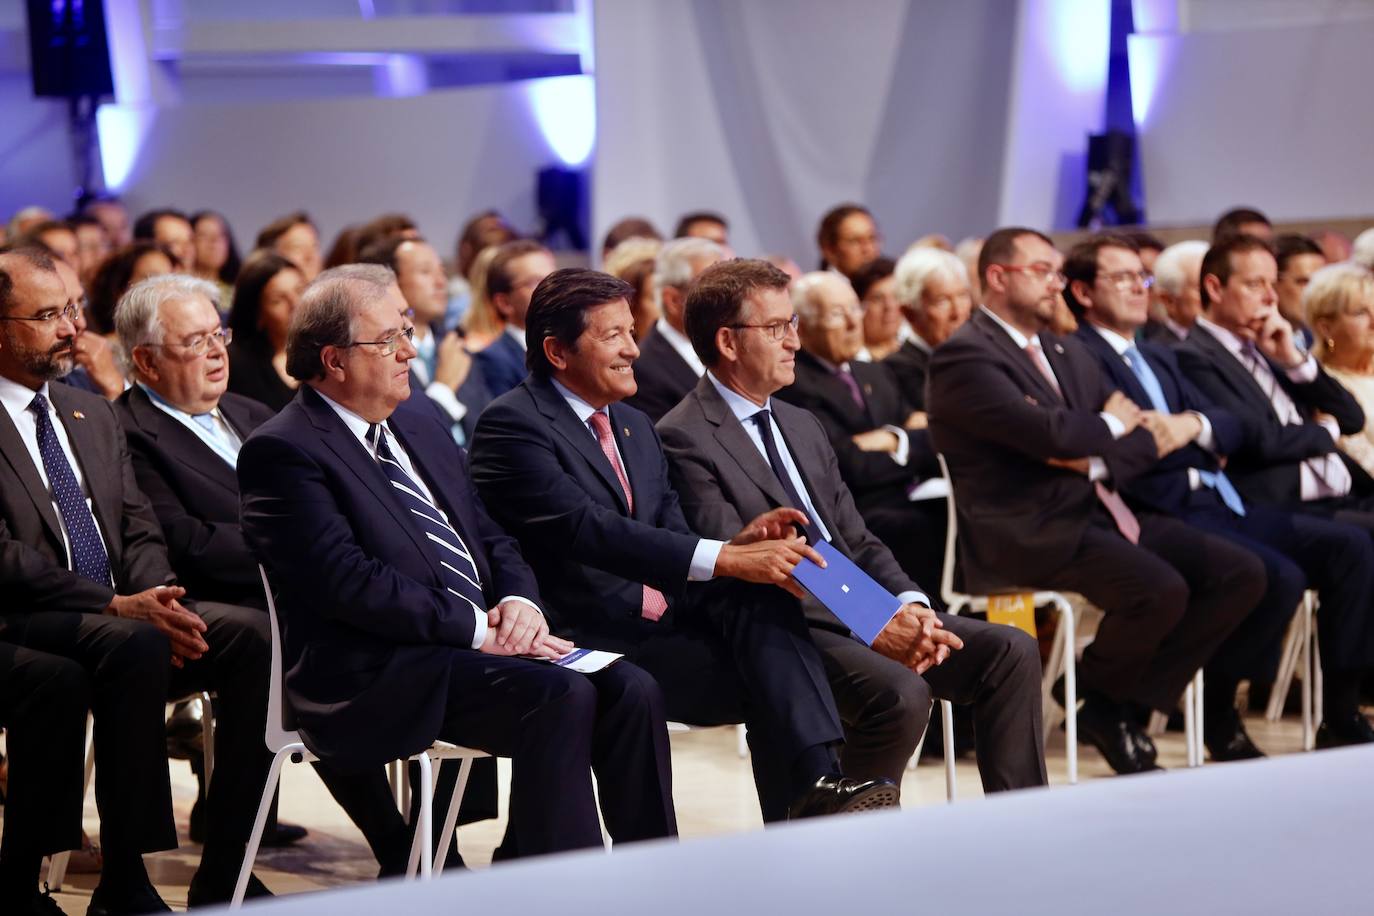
left=588, top=410, right=612, bottom=441
left=28, top=392, right=49, bottom=417
left=193, top=413, right=216, bottom=434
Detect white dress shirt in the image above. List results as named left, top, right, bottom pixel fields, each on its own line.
left=655, top=317, right=706, bottom=378
left=410, top=326, right=469, bottom=426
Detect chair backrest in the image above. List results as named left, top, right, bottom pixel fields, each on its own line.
left=936, top=453, right=962, bottom=609
left=258, top=564, right=301, bottom=752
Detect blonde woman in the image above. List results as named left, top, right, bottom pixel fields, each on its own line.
left=1307, top=262, right=1374, bottom=474
left=459, top=244, right=505, bottom=350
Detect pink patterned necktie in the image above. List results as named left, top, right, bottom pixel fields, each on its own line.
left=588, top=411, right=668, bottom=620
left=1024, top=342, right=1141, bottom=544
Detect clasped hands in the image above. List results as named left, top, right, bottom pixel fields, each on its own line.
left=872, top=603, right=963, bottom=674
left=106, top=585, right=207, bottom=668
left=1048, top=391, right=1202, bottom=475
left=481, top=599, right=572, bottom=659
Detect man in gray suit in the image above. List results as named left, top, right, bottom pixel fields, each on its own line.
left=658, top=259, right=1047, bottom=792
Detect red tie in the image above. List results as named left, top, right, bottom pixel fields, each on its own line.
left=1025, top=342, right=1140, bottom=544
left=589, top=411, right=668, bottom=620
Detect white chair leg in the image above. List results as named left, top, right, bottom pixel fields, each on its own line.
left=907, top=699, right=935, bottom=771
left=433, top=757, right=475, bottom=872
left=398, top=762, right=412, bottom=825
left=231, top=748, right=292, bottom=909
left=940, top=699, right=956, bottom=802
left=201, top=692, right=215, bottom=787
left=736, top=723, right=748, bottom=759
left=1267, top=615, right=1302, bottom=722
left=1054, top=597, right=1078, bottom=785
left=1042, top=608, right=1068, bottom=733
left=1192, top=671, right=1205, bottom=767
left=1183, top=680, right=1197, bottom=768
left=406, top=754, right=435, bottom=879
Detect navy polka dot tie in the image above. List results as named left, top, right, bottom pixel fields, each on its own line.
left=29, top=393, right=111, bottom=585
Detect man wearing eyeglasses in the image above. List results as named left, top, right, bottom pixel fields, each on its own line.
left=926, top=227, right=1266, bottom=776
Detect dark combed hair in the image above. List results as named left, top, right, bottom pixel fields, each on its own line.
left=683, top=259, right=791, bottom=368
left=849, top=256, right=896, bottom=301
left=524, top=268, right=634, bottom=378
left=455, top=209, right=516, bottom=279
left=355, top=235, right=417, bottom=274
left=1212, top=207, right=1271, bottom=242
left=87, top=242, right=177, bottom=334
left=673, top=211, right=728, bottom=239
left=815, top=202, right=872, bottom=269
left=1122, top=230, right=1165, bottom=254
left=355, top=212, right=417, bottom=256
left=229, top=251, right=300, bottom=346
left=1062, top=233, right=1141, bottom=317
left=255, top=211, right=316, bottom=250
left=1274, top=233, right=1324, bottom=273
left=132, top=208, right=189, bottom=240
left=190, top=209, right=243, bottom=283
left=977, top=226, right=1055, bottom=286
left=486, top=239, right=551, bottom=300
left=601, top=217, right=661, bottom=257
left=1200, top=234, right=1276, bottom=307
left=0, top=246, right=58, bottom=316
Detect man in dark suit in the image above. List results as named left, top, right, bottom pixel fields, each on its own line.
left=926, top=228, right=1266, bottom=775
left=237, top=264, right=676, bottom=857
left=357, top=236, right=492, bottom=445
left=1067, top=233, right=1374, bottom=754
left=469, top=268, right=903, bottom=822
left=624, top=237, right=724, bottom=422
left=777, top=271, right=945, bottom=590
left=0, top=641, right=89, bottom=916
left=0, top=248, right=275, bottom=912
left=658, top=259, right=1045, bottom=793
left=1175, top=233, right=1374, bottom=744
left=472, top=240, right=556, bottom=396
left=112, top=273, right=454, bottom=874
left=882, top=247, right=974, bottom=409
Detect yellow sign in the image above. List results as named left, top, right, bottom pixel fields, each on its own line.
left=986, top=593, right=1037, bottom=638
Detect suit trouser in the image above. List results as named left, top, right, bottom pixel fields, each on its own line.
left=810, top=613, right=1048, bottom=793
left=437, top=653, right=676, bottom=856
left=620, top=580, right=845, bottom=823
left=1034, top=512, right=1265, bottom=711
left=0, top=641, right=90, bottom=891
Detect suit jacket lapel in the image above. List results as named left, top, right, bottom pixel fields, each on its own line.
left=128, top=387, right=239, bottom=494
left=796, top=350, right=873, bottom=428
left=1190, top=324, right=1280, bottom=412
left=1077, top=328, right=1153, bottom=408
left=607, top=402, right=657, bottom=522
left=694, top=377, right=793, bottom=510
left=528, top=377, right=631, bottom=514
left=972, top=310, right=1063, bottom=404
left=0, top=398, right=62, bottom=547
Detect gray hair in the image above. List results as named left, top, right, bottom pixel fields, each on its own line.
left=790, top=271, right=852, bottom=325
left=893, top=247, right=967, bottom=311
left=1352, top=228, right=1374, bottom=271
left=653, top=237, right=725, bottom=312
left=1152, top=240, right=1209, bottom=297
left=286, top=263, right=395, bottom=382
left=114, top=273, right=221, bottom=357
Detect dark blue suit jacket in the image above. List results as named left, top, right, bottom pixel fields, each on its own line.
left=1076, top=324, right=1245, bottom=515
left=473, top=332, right=527, bottom=398
left=468, top=375, right=699, bottom=646
left=238, top=385, right=542, bottom=767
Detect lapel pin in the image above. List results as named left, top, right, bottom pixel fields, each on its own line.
left=863, top=383, right=873, bottom=394
left=72, top=410, right=85, bottom=420
left=623, top=427, right=631, bottom=437
left=1053, top=343, right=1065, bottom=354
left=1024, top=395, right=1039, bottom=405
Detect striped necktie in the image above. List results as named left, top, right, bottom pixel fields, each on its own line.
left=368, top=423, right=487, bottom=619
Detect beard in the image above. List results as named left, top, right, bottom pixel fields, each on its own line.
left=8, top=335, right=75, bottom=382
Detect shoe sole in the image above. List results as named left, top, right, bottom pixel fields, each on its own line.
left=837, top=784, right=900, bottom=814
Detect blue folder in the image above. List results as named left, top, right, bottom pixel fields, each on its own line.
left=790, top=541, right=903, bottom=646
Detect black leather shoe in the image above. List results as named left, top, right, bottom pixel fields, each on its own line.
left=1076, top=702, right=1162, bottom=775
left=21, top=889, right=68, bottom=916
left=1315, top=713, right=1374, bottom=749
left=260, top=821, right=309, bottom=848
left=788, top=775, right=899, bottom=819
left=186, top=873, right=272, bottom=909
left=1205, top=708, right=1266, bottom=762
left=86, top=880, right=170, bottom=916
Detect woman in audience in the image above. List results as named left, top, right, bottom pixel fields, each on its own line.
left=850, top=257, right=901, bottom=361
left=226, top=251, right=305, bottom=411
left=459, top=244, right=505, bottom=350
left=255, top=210, right=322, bottom=281
left=816, top=203, right=881, bottom=277
left=87, top=242, right=178, bottom=335
left=446, top=209, right=517, bottom=334
left=1308, top=262, right=1374, bottom=474
left=191, top=209, right=241, bottom=312
left=324, top=224, right=363, bottom=269
left=603, top=236, right=663, bottom=341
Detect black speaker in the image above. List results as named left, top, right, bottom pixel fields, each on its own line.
left=1076, top=130, right=1142, bottom=228
left=537, top=166, right=588, bottom=251
left=26, top=0, right=114, bottom=98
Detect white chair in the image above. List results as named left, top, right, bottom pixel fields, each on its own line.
left=1265, top=590, right=1320, bottom=751
left=233, top=566, right=488, bottom=908
left=935, top=455, right=1079, bottom=784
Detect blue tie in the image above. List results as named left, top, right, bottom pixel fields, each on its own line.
left=1123, top=347, right=1245, bottom=517
left=367, top=423, right=487, bottom=617
left=28, top=393, right=111, bottom=584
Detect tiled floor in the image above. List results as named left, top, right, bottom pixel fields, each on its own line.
left=32, top=710, right=1311, bottom=912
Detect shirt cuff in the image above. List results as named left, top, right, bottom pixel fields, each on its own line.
left=425, top=381, right=470, bottom=424
left=1099, top=412, right=1127, bottom=439
left=689, top=538, right=725, bottom=581
left=1285, top=354, right=1318, bottom=383
left=1192, top=411, right=1215, bottom=451
left=469, top=608, right=488, bottom=650
left=1087, top=457, right=1109, bottom=481
left=1319, top=416, right=1342, bottom=445
left=897, top=590, right=930, bottom=608
left=882, top=426, right=910, bottom=466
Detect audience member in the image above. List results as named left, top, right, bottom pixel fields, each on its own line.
left=355, top=213, right=419, bottom=256
left=1274, top=234, right=1326, bottom=349
left=1355, top=228, right=1374, bottom=272
left=624, top=237, right=725, bottom=422
left=6, top=207, right=54, bottom=240
left=473, top=239, right=556, bottom=396
left=1142, top=239, right=1207, bottom=344
left=87, top=242, right=178, bottom=336
left=850, top=257, right=903, bottom=361
left=817, top=204, right=881, bottom=277
left=454, top=209, right=516, bottom=284
left=323, top=224, right=363, bottom=270
left=776, top=271, right=946, bottom=590
left=69, top=213, right=111, bottom=291
left=674, top=211, right=730, bottom=248
left=17, top=221, right=78, bottom=269
left=459, top=244, right=504, bottom=349
left=238, top=264, right=678, bottom=856
left=82, top=196, right=131, bottom=248
left=1067, top=233, right=1374, bottom=757
left=1213, top=206, right=1273, bottom=242
left=601, top=216, right=661, bottom=262
left=883, top=246, right=972, bottom=409
left=659, top=259, right=1045, bottom=793
left=469, top=268, right=902, bottom=821
left=1308, top=263, right=1374, bottom=475
left=954, top=236, right=984, bottom=305
left=926, top=227, right=1264, bottom=774
left=133, top=208, right=196, bottom=275
left=764, top=253, right=803, bottom=282
left=1124, top=230, right=1165, bottom=273
left=190, top=209, right=242, bottom=295
left=0, top=247, right=276, bottom=908
left=1313, top=228, right=1352, bottom=264
left=226, top=252, right=304, bottom=411
left=255, top=211, right=322, bottom=282
left=602, top=235, right=663, bottom=340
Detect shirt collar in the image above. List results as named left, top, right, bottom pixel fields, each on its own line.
left=979, top=304, right=1039, bottom=351
left=706, top=370, right=771, bottom=422
left=550, top=377, right=605, bottom=426
left=805, top=351, right=849, bottom=374
left=1194, top=316, right=1246, bottom=357
left=907, top=331, right=934, bottom=354
left=313, top=386, right=380, bottom=448
left=505, top=324, right=527, bottom=350
left=0, top=375, right=46, bottom=420
left=138, top=382, right=221, bottom=422
left=1089, top=322, right=1134, bottom=356
left=413, top=325, right=436, bottom=357
left=655, top=317, right=706, bottom=376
